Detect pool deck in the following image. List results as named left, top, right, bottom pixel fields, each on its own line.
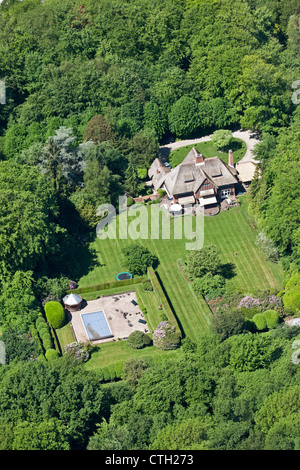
left=69, top=291, right=149, bottom=344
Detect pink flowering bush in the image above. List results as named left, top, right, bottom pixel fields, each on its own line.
left=68, top=280, right=77, bottom=290
left=63, top=342, right=90, bottom=363
left=152, top=321, right=181, bottom=350
left=238, top=296, right=260, bottom=309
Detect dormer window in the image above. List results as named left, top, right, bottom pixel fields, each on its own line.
left=184, top=172, right=194, bottom=183
left=212, top=168, right=223, bottom=178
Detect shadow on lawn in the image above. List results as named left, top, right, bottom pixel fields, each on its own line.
left=219, top=262, right=237, bottom=280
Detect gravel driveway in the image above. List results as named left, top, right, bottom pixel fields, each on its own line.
left=160, top=129, right=260, bottom=164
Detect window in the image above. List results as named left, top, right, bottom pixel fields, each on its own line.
left=221, top=188, right=231, bottom=197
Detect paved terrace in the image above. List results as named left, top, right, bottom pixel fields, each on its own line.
left=70, top=291, right=149, bottom=344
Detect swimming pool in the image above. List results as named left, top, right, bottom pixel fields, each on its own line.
left=81, top=310, right=113, bottom=341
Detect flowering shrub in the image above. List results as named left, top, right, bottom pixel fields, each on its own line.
left=68, top=280, right=77, bottom=290
left=208, top=296, right=224, bottom=314
left=63, top=342, right=90, bottom=363
left=152, top=321, right=181, bottom=350
left=238, top=296, right=260, bottom=309
left=238, top=293, right=284, bottom=317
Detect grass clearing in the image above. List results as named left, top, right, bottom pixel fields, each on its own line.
left=169, top=138, right=246, bottom=168
left=83, top=339, right=179, bottom=371
left=76, top=196, right=283, bottom=347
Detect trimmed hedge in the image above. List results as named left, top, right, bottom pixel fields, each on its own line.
left=36, top=316, right=47, bottom=326
left=252, top=313, right=267, bottom=331
left=45, top=349, right=59, bottom=361
left=96, top=360, right=125, bottom=383
left=67, top=276, right=144, bottom=295
left=262, top=309, right=280, bottom=329
left=35, top=316, right=54, bottom=352
left=252, top=310, right=280, bottom=331
left=44, top=301, right=66, bottom=329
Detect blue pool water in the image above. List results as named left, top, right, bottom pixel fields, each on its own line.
left=81, top=311, right=113, bottom=341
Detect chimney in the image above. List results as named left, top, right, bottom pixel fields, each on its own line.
left=193, top=148, right=205, bottom=165
left=228, top=149, right=234, bottom=167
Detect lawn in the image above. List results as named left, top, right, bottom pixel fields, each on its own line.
left=203, top=197, right=284, bottom=292
left=83, top=339, right=179, bottom=372
left=77, top=197, right=283, bottom=344
left=168, top=138, right=246, bottom=168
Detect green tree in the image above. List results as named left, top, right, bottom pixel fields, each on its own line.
left=122, top=243, right=158, bottom=275
left=211, top=310, right=249, bottom=341
left=83, top=115, right=115, bottom=144
left=124, top=155, right=143, bottom=196
left=149, top=418, right=212, bottom=450
left=38, top=127, right=87, bottom=194
left=143, top=101, right=167, bottom=140
left=0, top=162, right=62, bottom=276
left=12, top=419, right=70, bottom=450
left=228, top=333, right=282, bottom=372
left=211, top=129, right=233, bottom=150
left=185, top=244, right=223, bottom=280
left=168, top=96, right=200, bottom=138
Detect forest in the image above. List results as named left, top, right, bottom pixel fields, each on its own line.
left=1, top=0, right=300, bottom=451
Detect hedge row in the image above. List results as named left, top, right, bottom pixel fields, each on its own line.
left=67, top=276, right=145, bottom=295
left=35, top=316, right=54, bottom=352
left=97, top=360, right=124, bottom=382
left=147, top=267, right=181, bottom=336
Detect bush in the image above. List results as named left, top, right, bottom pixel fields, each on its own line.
left=43, top=338, right=53, bottom=351
left=45, top=349, right=59, bottom=361
left=157, top=188, right=166, bottom=197
left=153, top=321, right=181, bottom=350
left=142, top=334, right=152, bottom=346
left=40, top=331, right=52, bottom=341
left=63, top=342, right=90, bottom=363
left=283, top=288, right=300, bottom=314
left=263, top=309, right=280, bottom=329
left=212, top=310, right=250, bottom=341
left=192, top=273, right=226, bottom=299
left=255, top=231, right=278, bottom=263
left=126, top=196, right=135, bottom=207
left=35, top=316, right=47, bottom=327
left=44, top=301, right=66, bottom=329
left=123, top=243, right=158, bottom=275
left=252, top=313, right=267, bottom=331
left=127, top=330, right=147, bottom=349
left=37, top=325, right=49, bottom=336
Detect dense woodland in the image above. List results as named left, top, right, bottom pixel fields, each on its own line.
left=1, top=0, right=300, bottom=451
